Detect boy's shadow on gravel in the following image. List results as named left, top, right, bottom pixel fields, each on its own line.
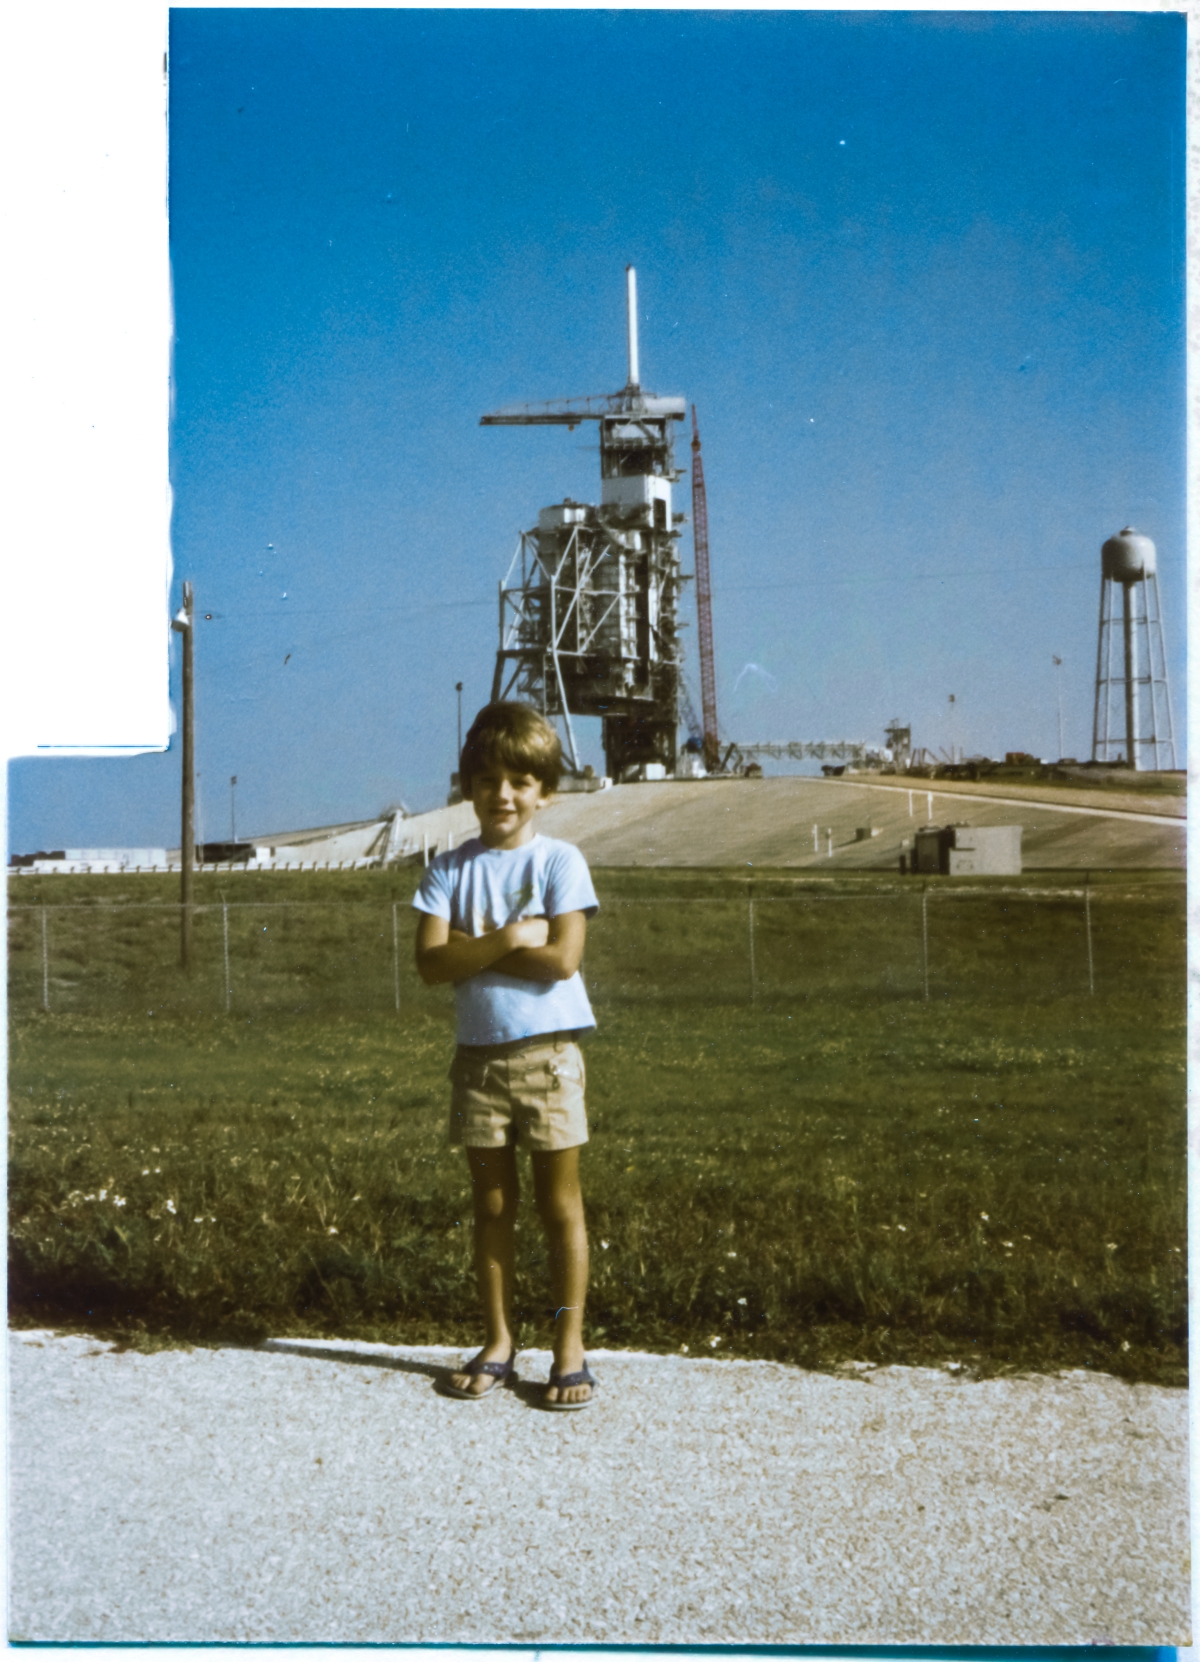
left=262, top=1339, right=552, bottom=1407
left=261, top=1338, right=444, bottom=1382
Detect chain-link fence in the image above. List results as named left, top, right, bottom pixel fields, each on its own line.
left=7, top=885, right=1182, bottom=1018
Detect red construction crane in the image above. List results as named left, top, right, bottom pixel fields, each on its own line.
left=690, top=405, right=720, bottom=772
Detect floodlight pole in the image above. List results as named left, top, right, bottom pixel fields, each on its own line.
left=172, top=582, right=195, bottom=971
left=1053, top=655, right=1064, bottom=760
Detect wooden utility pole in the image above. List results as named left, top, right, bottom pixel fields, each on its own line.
left=172, top=582, right=195, bottom=970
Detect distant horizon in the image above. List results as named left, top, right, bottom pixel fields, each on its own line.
left=10, top=754, right=1186, bottom=865
left=9, top=8, right=1186, bottom=851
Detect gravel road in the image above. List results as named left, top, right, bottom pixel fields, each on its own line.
left=8, top=1329, right=1190, bottom=1644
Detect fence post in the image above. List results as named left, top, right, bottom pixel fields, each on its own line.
left=392, top=899, right=401, bottom=1014
left=1084, top=881, right=1094, bottom=996
left=926, top=791, right=933, bottom=821
left=41, top=903, right=50, bottom=1013
left=812, top=823, right=818, bottom=852
left=747, top=887, right=757, bottom=1004
left=222, top=898, right=232, bottom=1012
left=921, top=886, right=930, bottom=1001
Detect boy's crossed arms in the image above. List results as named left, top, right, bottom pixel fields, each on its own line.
left=415, top=910, right=587, bottom=987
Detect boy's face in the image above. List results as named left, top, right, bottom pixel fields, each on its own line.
left=468, top=762, right=551, bottom=849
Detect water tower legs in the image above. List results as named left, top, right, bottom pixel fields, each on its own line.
left=1121, top=578, right=1138, bottom=771
left=1144, top=570, right=1177, bottom=770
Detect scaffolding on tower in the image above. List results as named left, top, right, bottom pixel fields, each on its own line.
left=482, top=268, right=687, bottom=782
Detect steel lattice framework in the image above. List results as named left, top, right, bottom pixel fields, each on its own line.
left=492, top=513, right=675, bottom=775
left=482, top=269, right=686, bottom=781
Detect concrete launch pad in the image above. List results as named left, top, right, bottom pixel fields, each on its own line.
left=529, top=774, right=1183, bottom=871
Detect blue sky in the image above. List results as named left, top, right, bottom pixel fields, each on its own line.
left=9, top=7, right=1186, bottom=851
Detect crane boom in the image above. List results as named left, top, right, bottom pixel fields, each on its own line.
left=480, top=392, right=686, bottom=428
left=690, top=406, right=720, bottom=773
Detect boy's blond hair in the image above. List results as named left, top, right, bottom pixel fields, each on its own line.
left=460, top=703, right=563, bottom=796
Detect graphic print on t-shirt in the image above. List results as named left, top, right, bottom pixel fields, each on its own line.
left=476, top=877, right=538, bottom=935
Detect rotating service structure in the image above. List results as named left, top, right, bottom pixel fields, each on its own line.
left=1091, top=526, right=1176, bottom=771
left=482, top=268, right=686, bottom=780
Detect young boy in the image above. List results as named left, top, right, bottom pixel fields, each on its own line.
left=413, top=702, right=599, bottom=1410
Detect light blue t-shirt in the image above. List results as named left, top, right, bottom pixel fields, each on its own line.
left=413, top=834, right=599, bottom=1045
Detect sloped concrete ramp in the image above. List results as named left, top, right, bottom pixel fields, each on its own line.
left=535, top=776, right=1184, bottom=870
left=8, top=1330, right=1188, bottom=1644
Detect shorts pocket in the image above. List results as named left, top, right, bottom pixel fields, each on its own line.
left=526, top=1054, right=582, bottom=1096
left=549, top=1045, right=585, bottom=1090
left=449, top=1053, right=489, bottom=1092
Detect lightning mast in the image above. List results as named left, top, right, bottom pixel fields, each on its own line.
left=481, top=268, right=686, bottom=781
left=690, top=406, right=720, bottom=773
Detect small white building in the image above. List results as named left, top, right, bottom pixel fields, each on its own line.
left=911, top=824, right=1023, bottom=876
left=947, top=825, right=1023, bottom=876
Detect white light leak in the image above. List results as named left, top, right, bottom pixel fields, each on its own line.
left=733, top=662, right=778, bottom=693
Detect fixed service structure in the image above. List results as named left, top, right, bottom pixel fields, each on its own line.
left=481, top=268, right=686, bottom=781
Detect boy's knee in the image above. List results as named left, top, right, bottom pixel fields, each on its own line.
left=535, top=1187, right=584, bottom=1231
left=474, top=1178, right=518, bottom=1222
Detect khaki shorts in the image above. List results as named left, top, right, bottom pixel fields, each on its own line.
left=448, top=1033, right=588, bottom=1151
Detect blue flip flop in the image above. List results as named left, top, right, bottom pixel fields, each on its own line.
left=442, top=1349, right=519, bottom=1401
left=542, top=1360, right=597, bottom=1411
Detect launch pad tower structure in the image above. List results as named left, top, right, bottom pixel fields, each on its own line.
left=481, top=269, right=687, bottom=780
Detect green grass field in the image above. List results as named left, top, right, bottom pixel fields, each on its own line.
left=7, top=868, right=1187, bottom=1384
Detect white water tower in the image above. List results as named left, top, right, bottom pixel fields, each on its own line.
left=1091, top=526, right=1175, bottom=771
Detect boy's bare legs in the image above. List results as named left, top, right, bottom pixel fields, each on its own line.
left=449, top=1145, right=519, bottom=1396
left=531, top=1146, right=591, bottom=1405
